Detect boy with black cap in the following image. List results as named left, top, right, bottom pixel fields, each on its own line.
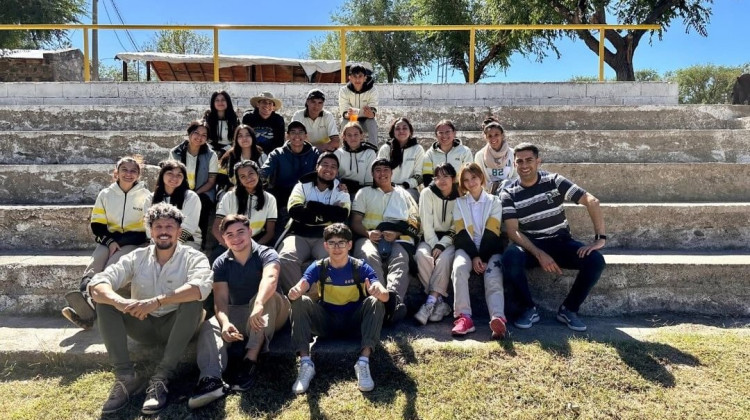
left=292, top=89, right=340, bottom=152
left=277, top=152, right=351, bottom=294
left=260, top=121, right=321, bottom=240
left=338, top=63, right=379, bottom=145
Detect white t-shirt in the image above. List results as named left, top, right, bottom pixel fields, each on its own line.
left=216, top=190, right=278, bottom=235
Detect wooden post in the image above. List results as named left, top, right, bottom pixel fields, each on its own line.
left=122, top=61, right=128, bottom=81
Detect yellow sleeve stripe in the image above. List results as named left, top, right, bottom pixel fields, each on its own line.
left=486, top=217, right=501, bottom=235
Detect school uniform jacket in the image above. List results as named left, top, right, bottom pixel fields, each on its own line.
left=90, top=181, right=149, bottom=248
left=419, top=184, right=459, bottom=251
left=377, top=138, right=425, bottom=189
left=451, top=192, right=503, bottom=262
left=422, top=139, right=473, bottom=186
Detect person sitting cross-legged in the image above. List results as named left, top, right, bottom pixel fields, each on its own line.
left=88, top=202, right=213, bottom=415
left=350, top=158, right=420, bottom=324
left=189, top=214, right=290, bottom=409
left=287, top=223, right=389, bottom=394
left=277, top=152, right=351, bottom=295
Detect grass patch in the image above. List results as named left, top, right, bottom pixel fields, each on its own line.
left=0, top=328, right=748, bottom=419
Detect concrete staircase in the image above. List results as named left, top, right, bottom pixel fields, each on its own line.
left=0, top=83, right=748, bottom=317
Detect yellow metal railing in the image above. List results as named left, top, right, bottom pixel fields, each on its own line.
left=0, top=23, right=661, bottom=83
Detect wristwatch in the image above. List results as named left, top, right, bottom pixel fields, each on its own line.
left=595, top=234, right=607, bottom=240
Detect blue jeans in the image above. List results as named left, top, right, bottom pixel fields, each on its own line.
left=502, top=235, right=605, bottom=313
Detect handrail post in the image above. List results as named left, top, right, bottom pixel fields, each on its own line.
left=599, top=27, right=605, bottom=82
left=340, top=28, right=347, bottom=84
left=83, top=27, right=90, bottom=82
left=213, top=27, right=220, bottom=82
left=469, top=28, right=476, bottom=84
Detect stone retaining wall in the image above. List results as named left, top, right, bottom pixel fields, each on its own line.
left=0, top=81, right=678, bottom=106
left=0, top=50, right=82, bottom=82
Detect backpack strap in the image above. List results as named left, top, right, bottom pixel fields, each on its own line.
left=317, top=257, right=330, bottom=303
left=349, top=257, right=367, bottom=302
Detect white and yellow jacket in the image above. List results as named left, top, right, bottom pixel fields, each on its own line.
left=419, top=184, right=460, bottom=251
left=90, top=181, right=150, bottom=247
left=422, top=139, right=473, bottom=186
left=377, top=138, right=425, bottom=189
left=451, top=191, right=503, bottom=262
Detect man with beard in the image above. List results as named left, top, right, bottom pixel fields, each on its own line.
left=277, top=152, right=351, bottom=294
left=87, top=202, right=213, bottom=415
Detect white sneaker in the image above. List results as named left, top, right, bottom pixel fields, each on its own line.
left=414, top=302, right=435, bottom=325
left=354, top=361, right=374, bottom=392
left=429, top=301, right=452, bottom=322
left=292, top=361, right=315, bottom=394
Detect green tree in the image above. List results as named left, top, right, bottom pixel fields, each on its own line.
left=497, top=0, right=713, bottom=81
left=413, top=0, right=558, bottom=82
left=635, top=68, right=662, bottom=81
left=308, top=0, right=431, bottom=82
left=665, top=64, right=747, bottom=104
left=0, top=0, right=87, bottom=49
left=143, top=28, right=211, bottom=55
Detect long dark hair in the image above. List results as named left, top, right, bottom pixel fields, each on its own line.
left=204, top=90, right=239, bottom=148
left=387, top=117, right=415, bottom=168
left=219, top=124, right=263, bottom=179
left=152, top=160, right=189, bottom=209
left=234, top=160, right=267, bottom=214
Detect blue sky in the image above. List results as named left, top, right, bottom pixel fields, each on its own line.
left=72, top=0, right=748, bottom=82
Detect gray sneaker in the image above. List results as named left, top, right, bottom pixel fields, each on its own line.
left=141, top=378, right=169, bottom=414
left=414, top=302, right=435, bottom=325
left=429, top=301, right=452, bottom=322
left=514, top=307, right=540, bottom=329
left=101, top=372, right=142, bottom=414
left=557, top=306, right=587, bottom=332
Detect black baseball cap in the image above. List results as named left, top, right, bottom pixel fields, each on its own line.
left=287, top=121, right=307, bottom=133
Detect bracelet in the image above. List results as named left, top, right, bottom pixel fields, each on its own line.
left=155, top=296, right=162, bottom=307
left=594, top=234, right=607, bottom=240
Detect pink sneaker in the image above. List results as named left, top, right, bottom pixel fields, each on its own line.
left=490, top=317, right=507, bottom=339
left=451, top=314, right=475, bottom=336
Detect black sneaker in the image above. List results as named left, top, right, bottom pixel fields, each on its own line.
left=188, top=376, right=227, bottom=410
left=231, top=359, right=258, bottom=391
left=385, top=291, right=407, bottom=324
left=141, top=378, right=169, bottom=414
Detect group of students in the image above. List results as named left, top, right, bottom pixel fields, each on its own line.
left=58, top=67, right=608, bottom=414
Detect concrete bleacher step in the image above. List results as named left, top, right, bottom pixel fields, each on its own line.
left=2, top=105, right=749, bottom=132
left=2, top=163, right=748, bottom=205
left=1, top=203, right=748, bottom=251
left=0, top=164, right=159, bottom=204
left=2, top=250, right=748, bottom=316
left=3, top=129, right=749, bottom=165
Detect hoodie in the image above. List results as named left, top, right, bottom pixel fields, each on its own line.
left=260, top=141, right=320, bottom=206
left=334, top=141, right=378, bottom=197
left=422, top=139, right=474, bottom=186
left=377, top=138, right=425, bottom=189
left=90, top=181, right=149, bottom=248
left=419, top=183, right=460, bottom=251
left=338, top=76, right=378, bottom=119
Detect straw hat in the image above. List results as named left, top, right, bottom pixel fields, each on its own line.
left=250, top=91, right=282, bottom=110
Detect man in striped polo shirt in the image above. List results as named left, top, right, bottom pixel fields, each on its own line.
left=500, top=143, right=606, bottom=332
